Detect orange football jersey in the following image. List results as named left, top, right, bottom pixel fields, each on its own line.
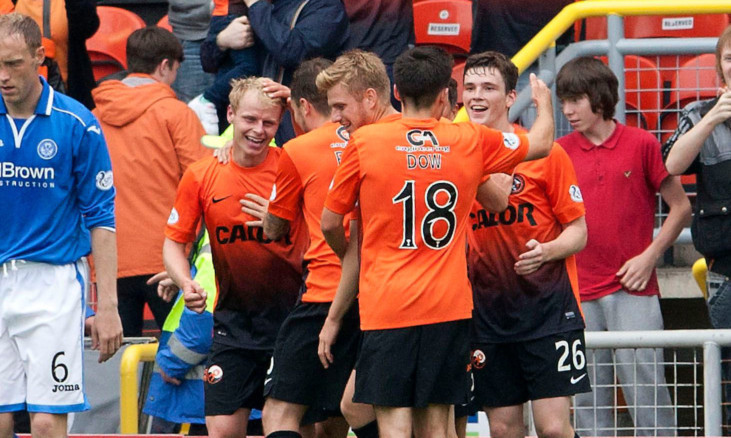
left=325, top=118, right=529, bottom=330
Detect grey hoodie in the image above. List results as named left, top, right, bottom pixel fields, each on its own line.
left=168, top=0, right=213, bottom=41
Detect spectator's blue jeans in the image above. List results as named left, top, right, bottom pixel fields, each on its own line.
left=172, top=39, right=214, bottom=104
left=708, top=277, right=731, bottom=433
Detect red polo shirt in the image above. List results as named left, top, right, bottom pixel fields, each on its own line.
left=557, top=122, right=668, bottom=301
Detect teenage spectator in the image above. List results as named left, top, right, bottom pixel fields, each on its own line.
left=0, top=13, right=123, bottom=438
left=464, top=51, right=589, bottom=438
left=13, top=0, right=99, bottom=108
left=342, top=0, right=413, bottom=109
left=556, top=57, right=691, bottom=436
left=663, top=25, right=731, bottom=433
left=168, top=0, right=215, bottom=103
left=191, top=0, right=259, bottom=135
left=166, top=77, right=308, bottom=438
left=240, top=0, right=350, bottom=145
left=92, top=26, right=208, bottom=337
left=320, top=46, right=555, bottom=438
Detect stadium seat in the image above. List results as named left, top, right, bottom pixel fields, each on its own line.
left=659, top=53, right=719, bottom=143
left=157, top=14, right=172, bottom=32
left=85, top=6, right=146, bottom=81
left=413, top=0, right=472, bottom=54
left=577, top=14, right=729, bottom=41
left=600, top=55, right=662, bottom=131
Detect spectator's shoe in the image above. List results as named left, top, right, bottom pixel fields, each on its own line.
left=188, top=94, right=219, bottom=135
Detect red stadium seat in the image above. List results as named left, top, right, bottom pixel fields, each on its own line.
left=600, top=55, right=662, bottom=131
left=157, top=14, right=172, bottom=32
left=660, top=53, right=720, bottom=143
left=577, top=13, right=729, bottom=40
left=413, top=0, right=472, bottom=54
left=86, top=6, right=146, bottom=81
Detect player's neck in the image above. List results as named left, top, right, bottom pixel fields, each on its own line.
left=372, top=104, right=398, bottom=122
left=4, top=82, right=42, bottom=119
left=488, top=117, right=514, bottom=133
left=582, top=118, right=616, bottom=146
left=233, top=144, right=269, bottom=168
left=305, top=113, right=330, bottom=132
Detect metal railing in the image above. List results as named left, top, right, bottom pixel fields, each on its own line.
left=570, top=329, right=731, bottom=436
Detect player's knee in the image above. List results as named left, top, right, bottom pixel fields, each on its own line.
left=488, top=419, right=521, bottom=438
left=0, top=413, right=13, bottom=438
left=29, top=413, right=66, bottom=438
left=535, top=419, right=572, bottom=438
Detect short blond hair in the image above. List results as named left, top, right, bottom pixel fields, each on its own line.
left=0, top=13, right=42, bottom=54
left=228, top=77, right=287, bottom=113
left=316, top=50, right=391, bottom=104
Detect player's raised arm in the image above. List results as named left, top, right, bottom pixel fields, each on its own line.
left=525, top=74, right=554, bottom=161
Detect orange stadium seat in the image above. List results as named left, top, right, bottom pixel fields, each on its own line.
left=413, top=0, right=472, bottom=55
left=85, top=6, right=146, bottom=81
left=660, top=53, right=719, bottom=143
left=600, top=55, right=662, bottom=131
left=157, top=14, right=172, bottom=32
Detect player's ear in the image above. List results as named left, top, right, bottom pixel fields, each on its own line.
left=364, top=88, right=378, bottom=109
left=505, top=89, right=517, bottom=109
left=227, top=104, right=234, bottom=124
left=393, top=85, right=402, bottom=103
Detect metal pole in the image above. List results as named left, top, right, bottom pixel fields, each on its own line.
left=704, top=341, right=723, bottom=436
left=607, top=14, right=626, bottom=124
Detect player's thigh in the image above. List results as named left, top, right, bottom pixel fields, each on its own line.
left=266, top=302, right=359, bottom=410
left=8, top=261, right=88, bottom=412
left=373, top=406, right=412, bottom=438
left=412, top=404, right=451, bottom=438
left=206, top=407, right=251, bottom=438
left=520, top=330, right=591, bottom=400
left=204, top=344, right=269, bottom=416
left=471, top=343, right=529, bottom=408
left=483, top=405, right=524, bottom=438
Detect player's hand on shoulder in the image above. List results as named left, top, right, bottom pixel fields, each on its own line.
left=214, top=141, right=233, bottom=164
left=514, top=239, right=547, bottom=275
left=91, top=307, right=123, bottom=363
left=183, top=279, right=207, bottom=314
left=318, top=317, right=342, bottom=369
left=241, top=193, right=270, bottom=227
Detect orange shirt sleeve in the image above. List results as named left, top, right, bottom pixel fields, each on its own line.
left=324, top=141, right=361, bottom=215
left=165, top=165, right=203, bottom=243
left=268, top=149, right=304, bottom=222
left=544, top=145, right=586, bottom=225
left=478, top=125, right=529, bottom=176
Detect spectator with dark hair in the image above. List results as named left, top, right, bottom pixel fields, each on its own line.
left=92, top=26, right=208, bottom=338
left=167, top=0, right=214, bottom=103
left=663, top=25, right=731, bottom=432
left=556, top=56, right=690, bottom=436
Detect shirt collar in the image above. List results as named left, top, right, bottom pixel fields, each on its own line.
left=577, top=120, right=623, bottom=151
left=0, top=75, right=54, bottom=116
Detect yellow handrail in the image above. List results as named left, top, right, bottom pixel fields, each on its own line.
left=119, top=343, right=159, bottom=434
left=513, top=0, right=731, bottom=74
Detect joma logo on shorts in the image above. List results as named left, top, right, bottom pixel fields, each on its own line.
left=52, top=384, right=80, bottom=393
